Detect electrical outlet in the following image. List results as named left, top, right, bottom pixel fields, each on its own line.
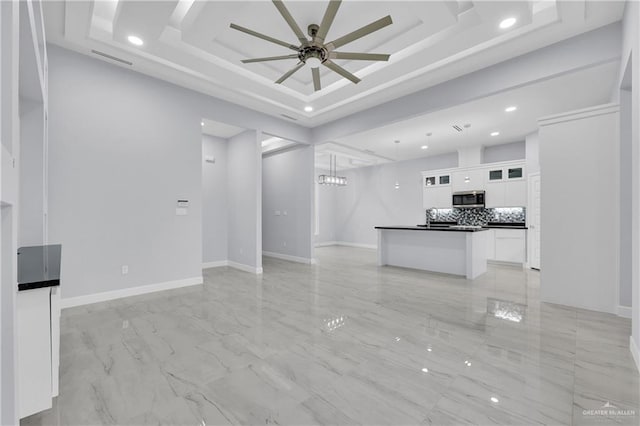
left=121, top=265, right=129, bottom=275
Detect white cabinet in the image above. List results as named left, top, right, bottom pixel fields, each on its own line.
left=17, top=288, right=54, bottom=418
left=423, top=186, right=452, bottom=208
left=485, top=229, right=496, bottom=260
left=484, top=164, right=527, bottom=208
left=452, top=169, right=484, bottom=192
left=505, top=179, right=527, bottom=207
left=421, top=161, right=528, bottom=209
left=485, top=181, right=507, bottom=208
left=422, top=172, right=452, bottom=209
left=493, top=229, right=526, bottom=263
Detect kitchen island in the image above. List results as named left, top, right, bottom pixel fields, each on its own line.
left=375, top=226, right=489, bottom=279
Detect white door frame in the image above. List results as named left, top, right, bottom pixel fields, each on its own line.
left=527, top=172, right=541, bottom=270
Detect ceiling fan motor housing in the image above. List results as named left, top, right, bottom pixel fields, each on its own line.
left=299, top=44, right=327, bottom=66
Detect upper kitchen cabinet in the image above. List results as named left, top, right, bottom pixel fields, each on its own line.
left=484, top=162, right=527, bottom=208
left=451, top=169, right=484, bottom=192
left=422, top=172, right=452, bottom=208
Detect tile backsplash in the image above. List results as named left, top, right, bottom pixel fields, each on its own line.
left=427, top=207, right=526, bottom=226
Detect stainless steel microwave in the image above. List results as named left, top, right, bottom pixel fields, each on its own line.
left=452, top=191, right=485, bottom=208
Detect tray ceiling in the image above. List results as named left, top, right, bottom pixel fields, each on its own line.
left=44, top=1, right=624, bottom=127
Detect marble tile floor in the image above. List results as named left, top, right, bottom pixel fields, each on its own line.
left=22, top=246, right=639, bottom=425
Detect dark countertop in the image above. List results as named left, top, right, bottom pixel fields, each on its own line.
left=375, top=226, right=489, bottom=232
left=484, top=223, right=528, bottom=230
left=17, top=244, right=62, bottom=291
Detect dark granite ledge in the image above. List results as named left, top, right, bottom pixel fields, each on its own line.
left=375, top=226, right=489, bottom=232
left=18, top=244, right=62, bottom=292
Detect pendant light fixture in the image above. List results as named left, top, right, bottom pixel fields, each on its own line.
left=394, top=140, right=400, bottom=190
left=318, top=154, right=347, bottom=186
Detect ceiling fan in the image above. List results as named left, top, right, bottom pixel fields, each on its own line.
left=230, top=0, right=392, bottom=91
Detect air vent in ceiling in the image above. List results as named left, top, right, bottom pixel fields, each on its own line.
left=452, top=125, right=463, bottom=132
left=91, top=50, right=133, bottom=66
left=280, top=114, right=298, bottom=121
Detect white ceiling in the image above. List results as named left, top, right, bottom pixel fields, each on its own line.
left=332, top=60, right=619, bottom=162
left=43, top=0, right=625, bottom=127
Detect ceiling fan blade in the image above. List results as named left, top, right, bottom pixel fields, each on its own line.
left=312, top=67, right=321, bottom=91
left=230, top=23, right=298, bottom=51
left=275, top=62, right=305, bottom=84
left=326, top=15, right=393, bottom=50
left=330, top=52, right=390, bottom=61
left=242, top=54, right=299, bottom=63
left=272, top=0, right=308, bottom=45
left=323, top=60, right=360, bottom=84
left=315, top=0, right=341, bottom=43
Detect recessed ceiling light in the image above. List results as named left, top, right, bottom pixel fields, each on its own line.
left=505, top=106, right=517, bottom=112
left=499, top=17, right=517, bottom=29
left=490, top=396, right=500, bottom=404
left=491, top=131, right=500, bottom=136
left=304, top=106, right=313, bottom=112
left=127, top=35, right=144, bottom=46
left=421, top=145, right=428, bottom=150
left=201, top=121, right=204, bottom=126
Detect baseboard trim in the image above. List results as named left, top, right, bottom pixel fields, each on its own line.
left=202, top=260, right=228, bottom=269
left=228, top=261, right=263, bottom=274
left=617, top=305, right=632, bottom=318
left=630, top=336, right=640, bottom=373
left=315, top=241, right=338, bottom=247
left=488, top=260, right=525, bottom=268
left=315, top=241, right=377, bottom=249
left=61, top=276, right=203, bottom=309
left=263, top=251, right=314, bottom=264
left=336, top=241, right=377, bottom=250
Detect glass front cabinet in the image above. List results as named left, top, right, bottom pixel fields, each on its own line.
left=484, top=163, right=526, bottom=208
left=423, top=172, right=452, bottom=209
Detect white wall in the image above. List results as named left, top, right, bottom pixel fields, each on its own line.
left=618, top=0, right=640, bottom=368
left=46, top=45, right=312, bottom=299
left=48, top=45, right=204, bottom=299
left=539, top=104, right=619, bottom=314
left=227, top=130, right=262, bottom=272
left=314, top=168, right=336, bottom=245
left=18, top=101, right=45, bottom=247
left=262, top=145, right=314, bottom=261
left=333, top=153, right=458, bottom=247
left=525, top=132, right=540, bottom=175
left=202, top=134, right=227, bottom=265
left=482, top=141, right=525, bottom=164
left=620, top=89, right=632, bottom=308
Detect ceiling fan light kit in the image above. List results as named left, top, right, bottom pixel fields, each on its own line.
left=231, top=0, right=393, bottom=92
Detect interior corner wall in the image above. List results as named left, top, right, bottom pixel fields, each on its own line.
left=227, top=130, right=262, bottom=271
left=47, top=46, right=203, bottom=299
left=262, top=145, right=314, bottom=261
left=525, top=132, right=540, bottom=174
left=620, top=0, right=640, bottom=363
left=18, top=102, right=45, bottom=247
left=202, top=134, right=228, bottom=264
left=315, top=168, right=336, bottom=245
left=620, top=89, right=632, bottom=308
left=539, top=106, right=620, bottom=314
left=333, top=153, right=458, bottom=247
